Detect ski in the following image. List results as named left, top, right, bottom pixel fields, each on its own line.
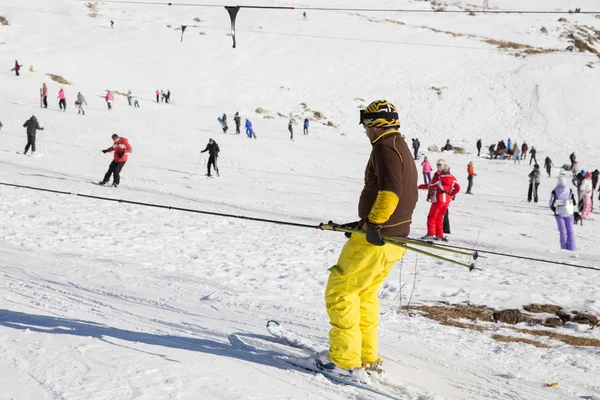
left=228, top=330, right=405, bottom=400
left=264, top=320, right=407, bottom=399
left=91, top=181, right=117, bottom=187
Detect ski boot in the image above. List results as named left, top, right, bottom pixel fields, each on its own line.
left=362, top=358, right=387, bottom=381
left=315, top=352, right=371, bottom=385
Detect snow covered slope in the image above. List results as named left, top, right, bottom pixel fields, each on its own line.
left=1, top=1, right=600, bottom=399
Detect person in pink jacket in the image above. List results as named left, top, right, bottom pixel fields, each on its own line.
left=421, top=156, right=432, bottom=184
left=57, top=88, right=66, bottom=111
left=105, top=91, right=114, bottom=110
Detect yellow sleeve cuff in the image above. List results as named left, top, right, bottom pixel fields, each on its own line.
left=368, top=190, right=399, bottom=224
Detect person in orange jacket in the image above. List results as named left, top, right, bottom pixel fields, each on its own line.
left=418, top=159, right=460, bottom=241
left=466, top=161, right=476, bottom=194
left=100, top=134, right=132, bottom=187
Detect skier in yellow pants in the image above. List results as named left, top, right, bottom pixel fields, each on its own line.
left=321, top=100, right=418, bottom=380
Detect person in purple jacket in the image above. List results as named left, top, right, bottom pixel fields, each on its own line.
left=549, top=176, right=577, bottom=251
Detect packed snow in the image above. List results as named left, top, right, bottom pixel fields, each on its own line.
left=1, top=0, right=600, bottom=399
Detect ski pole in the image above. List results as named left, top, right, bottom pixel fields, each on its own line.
left=194, top=153, right=203, bottom=175
left=320, top=222, right=478, bottom=270
left=403, top=244, right=477, bottom=271
left=319, top=222, right=477, bottom=259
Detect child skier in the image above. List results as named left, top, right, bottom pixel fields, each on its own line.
left=466, top=161, right=476, bottom=194
left=513, top=146, right=521, bottom=164
left=580, top=172, right=594, bottom=220
left=418, top=159, right=460, bottom=241
left=105, top=91, right=114, bottom=110
left=421, top=156, right=432, bottom=185
left=549, top=176, right=577, bottom=251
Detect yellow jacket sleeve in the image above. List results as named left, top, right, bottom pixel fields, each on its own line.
left=368, top=190, right=399, bottom=224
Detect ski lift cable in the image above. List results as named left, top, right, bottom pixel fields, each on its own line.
left=1, top=181, right=599, bottom=273
left=66, top=0, right=600, bottom=14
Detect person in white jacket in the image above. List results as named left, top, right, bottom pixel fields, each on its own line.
left=580, top=172, right=594, bottom=220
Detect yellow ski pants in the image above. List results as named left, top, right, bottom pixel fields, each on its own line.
left=325, top=233, right=406, bottom=369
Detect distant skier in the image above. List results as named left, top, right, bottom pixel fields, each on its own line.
left=419, top=159, right=460, bottom=241
left=41, top=82, right=48, bottom=108
left=476, top=139, right=482, bottom=157
left=303, top=118, right=309, bottom=135
left=488, top=144, right=495, bottom=159
left=245, top=118, right=256, bottom=139
left=303, top=11, right=307, bottom=20
left=288, top=117, right=294, bottom=140
left=466, top=161, right=476, bottom=194
left=75, top=92, right=87, bottom=115
left=57, top=88, right=66, bottom=111
left=544, top=156, right=554, bottom=177
left=421, top=156, right=432, bottom=185
left=111, top=20, right=114, bottom=28
left=441, top=139, right=453, bottom=152
left=218, top=114, right=228, bottom=133
left=412, top=138, right=420, bottom=160
left=580, top=172, right=593, bottom=220
left=521, top=141, right=528, bottom=160
left=166, top=90, right=171, bottom=103
left=23, top=115, right=44, bottom=155
left=513, top=146, right=521, bottom=164
left=160, top=90, right=165, bottom=102
left=100, top=134, right=132, bottom=187
left=569, top=152, right=577, bottom=170
left=155, top=90, right=160, bottom=103
left=507, top=138, right=512, bottom=151
left=549, top=176, right=577, bottom=251
left=201, top=138, right=220, bottom=177
left=127, top=90, right=133, bottom=106
left=234, top=112, right=241, bottom=134
left=134, top=99, right=140, bottom=108
left=529, top=146, right=537, bottom=165
left=12, top=60, right=22, bottom=76
left=528, top=164, right=541, bottom=203
left=573, top=170, right=585, bottom=206
left=592, top=169, right=599, bottom=192
left=105, top=91, right=114, bottom=110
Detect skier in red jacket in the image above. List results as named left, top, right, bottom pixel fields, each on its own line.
left=100, top=134, right=132, bottom=187
left=418, top=159, right=460, bottom=241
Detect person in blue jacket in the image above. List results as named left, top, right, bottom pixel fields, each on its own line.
left=245, top=118, right=256, bottom=139
left=303, top=118, right=309, bottom=135
left=507, top=138, right=512, bottom=151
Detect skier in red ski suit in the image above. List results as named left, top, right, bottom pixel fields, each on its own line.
left=418, top=159, right=460, bottom=240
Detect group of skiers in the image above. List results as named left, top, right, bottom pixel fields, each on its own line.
left=483, top=138, right=538, bottom=165
left=288, top=117, right=310, bottom=140
left=156, top=89, right=171, bottom=103
left=216, top=112, right=256, bottom=139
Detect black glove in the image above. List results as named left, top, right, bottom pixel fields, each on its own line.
left=117, top=152, right=124, bottom=158
left=365, top=221, right=384, bottom=246
left=340, top=221, right=361, bottom=239
left=102, top=150, right=108, bottom=154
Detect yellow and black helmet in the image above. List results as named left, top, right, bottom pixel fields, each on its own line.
left=359, top=100, right=400, bottom=128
